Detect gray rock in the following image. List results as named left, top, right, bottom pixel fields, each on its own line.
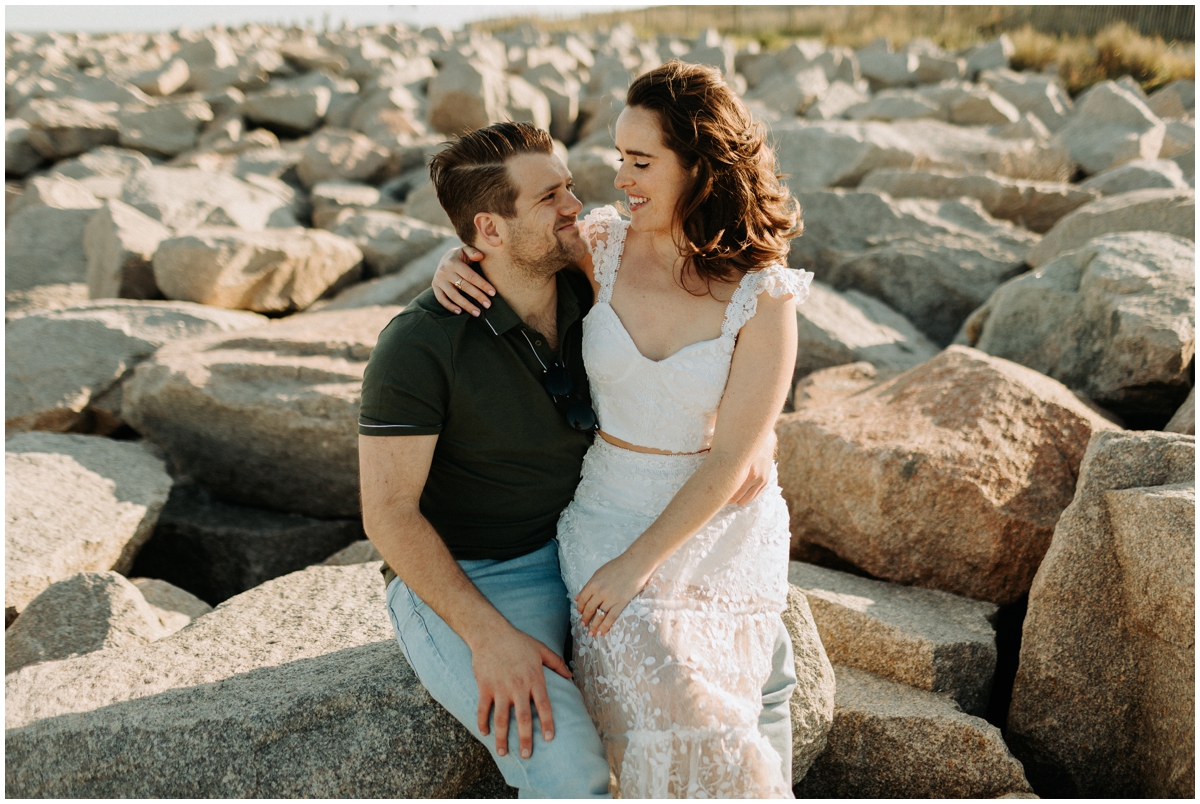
left=964, top=35, right=1014, bottom=79
left=131, top=480, right=364, bottom=605
left=523, top=63, right=581, bottom=143
left=1159, top=119, right=1195, bottom=159
left=330, top=211, right=454, bottom=277
left=47, top=144, right=153, bottom=198
left=1079, top=157, right=1190, bottom=195
left=794, top=665, right=1032, bottom=797
left=1008, top=430, right=1194, bottom=797
left=774, top=118, right=1073, bottom=190
left=129, top=576, right=213, bottom=632
left=1146, top=78, right=1194, bottom=120
left=427, top=55, right=511, bottom=136
left=6, top=300, right=265, bottom=435
left=791, top=362, right=886, bottom=412
left=776, top=346, right=1119, bottom=605
left=6, top=173, right=99, bottom=219
left=322, top=539, right=382, bottom=566
left=1164, top=388, right=1195, bottom=435
left=782, top=585, right=837, bottom=783
left=121, top=166, right=299, bottom=231
left=788, top=562, right=998, bottom=715
left=16, top=97, right=120, bottom=159
left=916, top=54, right=965, bottom=85
left=803, top=81, right=869, bottom=121
left=794, top=281, right=938, bottom=377
left=844, top=91, right=941, bottom=122
left=745, top=67, right=830, bottom=116
left=402, top=177, right=455, bottom=230
left=860, top=168, right=1099, bottom=233
left=295, top=127, right=391, bottom=188
left=856, top=47, right=918, bottom=91
left=320, top=236, right=463, bottom=311
left=122, top=307, right=401, bottom=518
left=949, top=88, right=1020, bottom=125
left=788, top=189, right=1038, bottom=345
left=152, top=227, right=363, bottom=313
left=995, top=111, right=1052, bottom=141
left=5, top=572, right=167, bottom=673
left=118, top=99, right=214, bottom=157
left=5, top=433, right=173, bottom=621
left=309, top=181, right=384, bottom=228
left=5, top=283, right=90, bottom=315
left=1054, top=81, right=1166, bottom=175
left=242, top=86, right=332, bottom=135
left=505, top=75, right=552, bottom=133
left=1026, top=188, right=1195, bottom=268
left=4, top=564, right=496, bottom=797
left=5, top=186, right=102, bottom=293
left=5, top=119, right=43, bottom=176
left=967, top=232, right=1195, bottom=428
left=84, top=199, right=173, bottom=300
left=567, top=144, right=624, bottom=205
left=129, top=58, right=191, bottom=97
left=980, top=70, right=1073, bottom=133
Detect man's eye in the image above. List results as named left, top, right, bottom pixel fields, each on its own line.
left=634, top=163, right=649, bottom=169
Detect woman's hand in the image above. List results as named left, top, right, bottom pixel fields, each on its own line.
left=431, top=244, right=494, bottom=316
left=575, top=552, right=655, bottom=637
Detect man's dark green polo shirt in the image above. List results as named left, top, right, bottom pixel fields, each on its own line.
left=359, top=268, right=594, bottom=571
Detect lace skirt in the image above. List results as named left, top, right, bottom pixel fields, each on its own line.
left=557, top=439, right=793, bottom=798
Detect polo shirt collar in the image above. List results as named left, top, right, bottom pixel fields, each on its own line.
left=478, top=271, right=582, bottom=337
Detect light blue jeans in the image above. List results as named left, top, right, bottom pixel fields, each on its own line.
left=386, top=539, right=797, bottom=797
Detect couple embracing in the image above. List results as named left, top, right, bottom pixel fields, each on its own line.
left=359, top=60, right=815, bottom=798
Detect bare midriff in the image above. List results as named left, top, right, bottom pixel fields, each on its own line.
left=598, top=429, right=710, bottom=456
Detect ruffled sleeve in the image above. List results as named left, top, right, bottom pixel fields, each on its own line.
left=757, top=263, right=814, bottom=306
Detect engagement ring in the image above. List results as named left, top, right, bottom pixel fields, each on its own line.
left=596, top=608, right=606, bottom=617
left=454, top=278, right=464, bottom=289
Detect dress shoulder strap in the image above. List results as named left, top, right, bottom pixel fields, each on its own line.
left=720, top=264, right=815, bottom=338
left=578, top=205, right=628, bottom=305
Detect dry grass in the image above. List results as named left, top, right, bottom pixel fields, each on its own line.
left=1011, top=22, right=1195, bottom=95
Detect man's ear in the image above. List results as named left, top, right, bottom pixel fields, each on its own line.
left=474, top=212, right=504, bottom=248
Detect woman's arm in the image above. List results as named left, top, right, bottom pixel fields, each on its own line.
left=431, top=246, right=598, bottom=316
left=574, top=290, right=798, bottom=636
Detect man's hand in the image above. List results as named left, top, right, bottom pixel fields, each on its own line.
left=472, top=627, right=572, bottom=760
left=728, top=429, right=777, bottom=505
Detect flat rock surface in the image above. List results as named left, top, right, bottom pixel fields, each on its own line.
left=121, top=306, right=401, bottom=518
left=5, top=433, right=173, bottom=620
left=795, top=282, right=938, bottom=377
left=789, top=562, right=998, bottom=715
left=152, top=226, right=363, bottom=313
left=776, top=346, right=1118, bottom=605
left=1026, top=188, right=1195, bottom=268
left=793, top=665, right=1032, bottom=797
left=6, top=301, right=266, bottom=435
left=1008, top=430, right=1194, bottom=797
left=4, top=564, right=496, bottom=797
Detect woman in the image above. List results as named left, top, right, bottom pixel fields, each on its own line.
left=433, top=61, right=812, bottom=797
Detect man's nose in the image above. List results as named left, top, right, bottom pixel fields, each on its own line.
left=562, top=188, right=583, bottom=216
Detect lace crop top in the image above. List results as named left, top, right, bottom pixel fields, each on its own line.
left=580, top=205, right=813, bottom=453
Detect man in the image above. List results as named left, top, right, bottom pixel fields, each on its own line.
left=358, top=122, right=795, bottom=797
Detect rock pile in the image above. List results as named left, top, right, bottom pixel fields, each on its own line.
left=5, top=19, right=1194, bottom=799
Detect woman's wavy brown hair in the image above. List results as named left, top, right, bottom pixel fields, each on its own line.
left=625, top=59, right=801, bottom=288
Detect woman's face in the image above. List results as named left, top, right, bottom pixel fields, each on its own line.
left=613, top=105, right=694, bottom=236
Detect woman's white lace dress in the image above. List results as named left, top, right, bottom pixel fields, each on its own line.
left=557, top=206, right=814, bottom=798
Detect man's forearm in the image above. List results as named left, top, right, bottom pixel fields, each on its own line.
left=366, top=506, right=510, bottom=650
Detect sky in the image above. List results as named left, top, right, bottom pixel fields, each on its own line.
left=4, top=3, right=652, bottom=34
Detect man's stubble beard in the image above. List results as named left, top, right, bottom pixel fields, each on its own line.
left=507, top=218, right=587, bottom=281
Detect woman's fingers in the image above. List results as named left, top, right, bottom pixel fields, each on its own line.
left=432, top=286, right=462, bottom=315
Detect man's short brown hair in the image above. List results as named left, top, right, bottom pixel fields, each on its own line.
left=428, top=122, right=555, bottom=246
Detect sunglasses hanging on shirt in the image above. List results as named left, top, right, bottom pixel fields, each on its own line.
left=521, top=331, right=599, bottom=432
